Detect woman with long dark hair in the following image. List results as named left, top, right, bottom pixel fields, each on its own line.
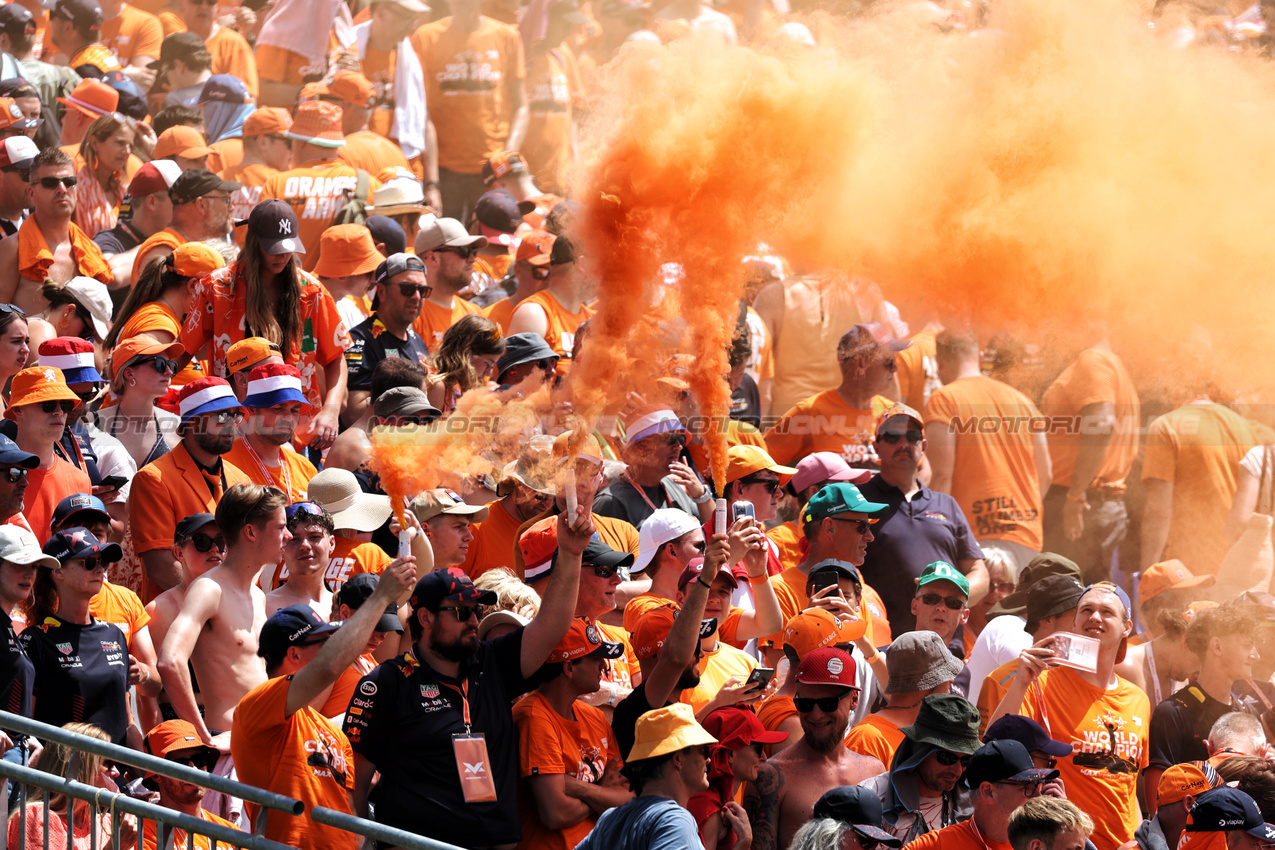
left=74, top=113, right=134, bottom=238
left=179, top=200, right=350, bottom=449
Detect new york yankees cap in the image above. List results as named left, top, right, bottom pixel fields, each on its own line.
left=239, top=198, right=306, bottom=255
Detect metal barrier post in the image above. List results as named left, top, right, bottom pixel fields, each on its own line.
left=309, top=808, right=468, bottom=850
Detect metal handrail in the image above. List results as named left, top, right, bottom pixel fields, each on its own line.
left=0, top=711, right=304, bottom=817
left=310, top=807, right=468, bottom=850
left=0, top=758, right=298, bottom=850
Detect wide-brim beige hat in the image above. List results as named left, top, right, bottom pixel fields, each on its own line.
left=306, top=468, right=393, bottom=532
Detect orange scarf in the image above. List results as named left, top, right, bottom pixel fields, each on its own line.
left=18, top=217, right=113, bottom=283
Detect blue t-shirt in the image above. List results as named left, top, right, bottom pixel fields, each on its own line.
left=858, top=474, right=983, bottom=632
left=575, top=796, right=705, bottom=850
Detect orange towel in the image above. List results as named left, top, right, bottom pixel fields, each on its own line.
left=18, top=216, right=112, bottom=283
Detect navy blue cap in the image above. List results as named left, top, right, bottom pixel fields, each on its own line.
left=474, top=189, right=522, bottom=235
left=984, top=714, right=1073, bottom=758
left=964, top=739, right=1059, bottom=789
left=257, top=604, right=341, bottom=659
left=813, top=787, right=902, bottom=848
left=1187, top=787, right=1275, bottom=840
left=0, top=433, right=38, bottom=469
left=364, top=216, right=406, bottom=256
left=52, top=493, right=109, bottom=531
left=43, top=526, right=122, bottom=565
left=0, top=5, right=34, bottom=37
left=199, top=75, right=250, bottom=105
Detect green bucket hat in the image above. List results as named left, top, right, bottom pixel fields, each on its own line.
left=898, top=693, right=982, bottom=755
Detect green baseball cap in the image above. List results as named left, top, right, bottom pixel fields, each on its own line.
left=803, top=482, right=889, bottom=524
left=916, top=561, right=970, bottom=596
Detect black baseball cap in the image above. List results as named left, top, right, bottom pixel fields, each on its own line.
left=983, top=714, right=1073, bottom=758
left=373, top=252, right=426, bottom=287
left=988, top=553, right=1081, bottom=618
left=334, top=573, right=404, bottom=633
left=1187, top=787, right=1275, bottom=840
left=173, top=513, right=217, bottom=544
left=148, top=32, right=208, bottom=70
left=964, top=740, right=1059, bottom=789
left=257, top=604, right=341, bottom=659
left=0, top=5, right=35, bottom=38
left=550, top=233, right=576, bottom=266
left=812, top=787, right=901, bottom=848
left=43, top=527, right=122, bottom=565
left=582, top=535, right=634, bottom=569
left=409, top=567, right=497, bottom=612
left=51, top=0, right=102, bottom=31
left=238, top=199, right=305, bottom=255
left=170, top=169, right=242, bottom=205
left=474, top=189, right=525, bottom=235
left=1023, top=574, right=1084, bottom=634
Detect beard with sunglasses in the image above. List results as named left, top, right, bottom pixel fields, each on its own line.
left=142, top=719, right=236, bottom=844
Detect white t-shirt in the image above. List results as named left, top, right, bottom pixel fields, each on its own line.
left=964, top=614, right=1029, bottom=704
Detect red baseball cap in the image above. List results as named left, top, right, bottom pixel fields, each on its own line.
left=795, top=646, right=858, bottom=688
left=702, top=705, right=787, bottom=749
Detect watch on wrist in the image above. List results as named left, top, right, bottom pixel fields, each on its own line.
left=694, top=490, right=714, bottom=504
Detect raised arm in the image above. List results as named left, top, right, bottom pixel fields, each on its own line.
left=521, top=509, right=589, bottom=678
left=643, top=532, right=728, bottom=706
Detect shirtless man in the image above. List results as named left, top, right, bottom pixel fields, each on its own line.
left=0, top=148, right=111, bottom=315
left=145, top=513, right=224, bottom=716
left=265, top=502, right=334, bottom=618
left=157, top=483, right=290, bottom=751
left=744, top=646, right=887, bottom=850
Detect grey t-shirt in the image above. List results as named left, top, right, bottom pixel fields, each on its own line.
left=575, top=797, right=705, bottom=850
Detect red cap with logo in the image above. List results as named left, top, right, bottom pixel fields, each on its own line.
left=795, top=646, right=858, bottom=688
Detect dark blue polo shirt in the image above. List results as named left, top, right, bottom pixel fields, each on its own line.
left=858, top=474, right=983, bottom=633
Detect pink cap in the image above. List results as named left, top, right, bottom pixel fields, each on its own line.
left=791, top=451, right=871, bottom=493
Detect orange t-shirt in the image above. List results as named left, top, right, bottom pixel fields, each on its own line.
left=222, top=439, right=317, bottom=504
left=262, top=159, right=382, bottom=273
left=1019, top=666, right=1149, bottom=850
left=845, top=712, right=905, bottom=765
left=766, top=520, right=802, bottom=571
left=180, top=261, right=352, bottom=409
left=157, top=20, right=259, bottom=98
left=23, top=459, right=92, bottom=543
left=115, top=301, right=206, bottom=387
left=483, top=297, right=516, bottom=334
left=757, top=694, right=796, bottom=732
left=320, top=653, right=378, bottom=718
left=977, top=658, right=1019, bottom=737
left=924, top=375, right=1045, bottom=550
left=1039, top=347, right=1141, bottom=491
left=87, top=581, right=151, bottom=650
left=210, top=138, right=243, bottom=174
left=412, top=296, right=481, bottom=350
left=907, top=819, right=1010, bottom=850
left=410, top=16, right=526, bottom=174
left=337, top=131, right=410, bottom=176
left=522, top=45, right=579, bottom=195
left=895, top=327, right=939, bottom=415
left=764, top=390, right=894, bottom=468
left=1141, top=403, right=1256, bottom=577
left=511, top=290, right=592, bottom=374
left=768, top=566, right=891, bottom=648
left=460, top=499, right=522, bottom=579
left=101, top=4, right=162, bottom=63
left=597, top=620, right=638, bottom=693
left=222, top=162, right=279, bottom=224
left=131, top=226, right=185, bottom=283
left=142, top=809, right=239, bottom=850
left=623, top=592, right=674, bottom=635
left=471, top=253, right=511, bottom=296
left=513, top=690, right=621, bottom=850
left=681, top=641, right=756, bottom=715
left=231, top=676, right=357, bottom=850
left=1176, top=832, right=1228, bottom=850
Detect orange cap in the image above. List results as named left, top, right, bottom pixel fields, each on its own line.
left=1158, top=761, right=1222, bottom=807
left=725, top=444, right=797, bottom=485
left=516, top=229, right=555, bottom=266
left=285, top=101, right=346, bottom=148
left=144, top=719, right=217, bottom=767
left=170, top=242, right=225, bottom=278
left=328, top=70, right=373, bottom=107
left=297, top=81, right=328, bottom=103
left=154, top=125, right=213, bottom=160
left=242, top=106, right=292, bottom=138
left=630, top=603, right=678, bottom=660
left=313, top=224, right=384, bottom=278
left=875, top=401, right=924, bottom=434
left=782, top=608, right=863, bottom=659
left=552, top=429, right=604, bottom=464
left=5, top=366, right=80, bottom=420
left=1183, top=599, right=1220, bottom=622
left=111, top=337, right=184, bottom=391
left=226, top=337, right=280, bottom=375
left=57, top=79, right=117, bottom=120
left=518, top=516, right=559, bottom=582
left=546, top=617, right=624, bottom=664
left=1139, top=559, right=1215, bottom=604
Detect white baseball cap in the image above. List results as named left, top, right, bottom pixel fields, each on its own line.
left=632, top=508, right=702, bottom=574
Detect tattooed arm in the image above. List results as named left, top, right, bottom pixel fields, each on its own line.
left=742, top=761, right=784, bottom=850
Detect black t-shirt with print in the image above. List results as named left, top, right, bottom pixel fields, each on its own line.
left=0, top=609, right=33, bottom=733
left=345, top=314, right=430, bottom=391
left=20, top=615, right=131, bottom=745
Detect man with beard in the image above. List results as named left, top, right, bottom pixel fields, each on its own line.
left=344, top=508, right=590, bottom=850
left=129, top=378, right=250, bottom=602
left=131, top=169, right=239, bottom=283
left=223, top=364, right=318, bottom=503
left=412, top=216, right=486, bottom=349
left=142, top=719, right=243, bottom=849
left=743, top=647, right=888, bottom=850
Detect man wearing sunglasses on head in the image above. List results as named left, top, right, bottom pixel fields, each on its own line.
left=743, top=646, right=887, bottom=850
left=344, top=253, right=431, bottom=423
left=142, top=719, right=243, bottom=849
left=412, top=216, right=487, bottom=349
left=0, top=148, right=113, bottom=318
left=861, top=694, right=983, bottom=844
left=508, top=234, right=594, bottom=378
left=129, top=377, right=250, bottom=603
left=4, top=365, right=92, bottom=542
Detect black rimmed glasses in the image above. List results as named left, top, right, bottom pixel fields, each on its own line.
left=934, top=751, right=971, bottom=766
left=397, top=282, right=432, bottom=298
left=439, top=245, right=478, bottom=260
left=0, top=467, right=26, bottom=484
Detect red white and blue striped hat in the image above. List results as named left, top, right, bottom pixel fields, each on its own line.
left=244, top=363, right=311, bottom=410
left=38, top=337, right=101, bottom=384
left=623, top=406, right=686, bottom=446
left=177, top=377, right=242, bottom=424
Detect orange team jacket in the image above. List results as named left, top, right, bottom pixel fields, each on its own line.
left=262, top=160, right=382, bottom=273
left=924, top=375, right=1045, bottom=550
left=155, top=18, right=259, bottom=98
left=129, top=445, right=250, bottom=603
left=410, top=16, right=526, bottom=174
left=222, top=439, right=317, bottom=504
left=222, top=162, right=280, bottom=224
left=511, top=290, right=592, bottom=375
left=412, top=296, right=481, bottom=351
left=100, top=4, right=162, bottom=64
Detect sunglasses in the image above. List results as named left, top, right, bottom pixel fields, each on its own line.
left=40, top=400, right=75, bottom=414
left=587, top=564, right=629, bottom=580
left=830, top=517, right=873, bottom=535
left=188, top=0, right=218, bottom=6
left=285, top=501, right=324, bottom=520
left=530, top=266, right=550, bottom=280
left=1032, top=755, right=1058, bottom=769
left=0, top=303, right=24, bottom=317
left=171, top=751, right=217, bottom=771
left=935, top=751, right=971, bottom=766
left=794, top=690, right=855, bottom=713
left=213, top=409, right=244, bottom=425
left=742, top=478, right=781, bottom=494
left=878, top=431, right=923, bottom=444
left=918, top=593, right=966, bottom=611
left=37, top=176, right=77, bottom=190
left=397, top=282, right=432, bottom=298
left=70, top=554, right=110, bottom=571
left=438, top=605, right=479, bottom=622
left=187, top=533, right=226, bottom=553
left=536, top=359, right=556, bottom=371
left=0, top=467, right=26, bottom=484
left=439, top=245, right=478, bottom=260
left=138, top=355, right=178, bottom=376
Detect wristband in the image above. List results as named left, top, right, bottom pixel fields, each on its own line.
left=747, top=573, right=768, bottom=585
left=694, top=490, right=714, bottom=505
left=696, top=576, right=713, bottom=590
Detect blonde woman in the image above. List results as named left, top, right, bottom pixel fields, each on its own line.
left=74, top=113, right=134, bottom=238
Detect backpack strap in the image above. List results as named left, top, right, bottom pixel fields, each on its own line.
left=354, top=169, right=370, bottom=204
